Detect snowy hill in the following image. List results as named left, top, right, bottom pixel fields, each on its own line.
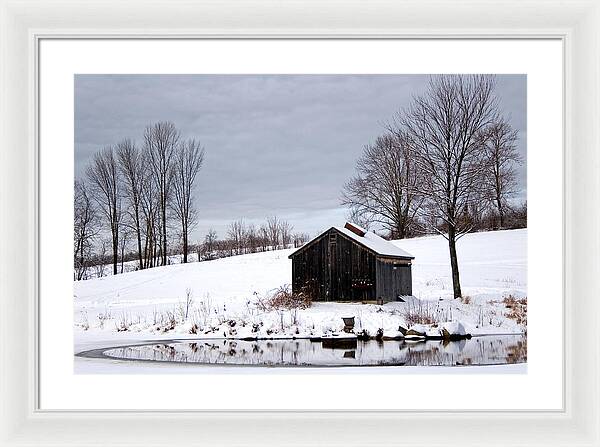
left=74, top=229, right=527, bottom=343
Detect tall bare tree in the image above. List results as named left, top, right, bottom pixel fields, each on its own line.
left=144, top=121, right=180, bottom=266
left=171, top=138, right=205, bottom=263
left=86, top=146, right=122, bottom=275
left=116, top=138, right=144, bottom=269
left=139, top=153, right=160, bottom=269
left=481, top=117, right=521, bottom=228
left=341, top=132, right=421, bottom=239
left=74, top=180, right=98, bottom=280
left=404, top=75, right=499, bottom=298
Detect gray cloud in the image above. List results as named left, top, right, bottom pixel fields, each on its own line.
left=75, top=74, right=526, bottom=240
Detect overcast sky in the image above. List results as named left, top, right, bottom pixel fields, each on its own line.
left=75, top=74, right=526, bottom=240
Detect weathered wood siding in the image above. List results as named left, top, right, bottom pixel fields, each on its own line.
left=291, top=228, right=377, bottom=301
left=375, top=258, right=412, bottom=299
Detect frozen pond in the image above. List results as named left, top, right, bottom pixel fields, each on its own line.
left=93, top=335, right=526, bottom=367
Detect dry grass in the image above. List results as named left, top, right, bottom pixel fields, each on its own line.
left=402, top=300, right=441, bottom=326
left=503, top=295, right=527, bottom=326
left=257, top=284, right=312, bottom=311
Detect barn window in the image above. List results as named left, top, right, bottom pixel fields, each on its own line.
left=329, top=233, right=337, bottom=244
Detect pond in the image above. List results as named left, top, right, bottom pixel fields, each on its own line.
left=91, top=335, right=526, bottom=367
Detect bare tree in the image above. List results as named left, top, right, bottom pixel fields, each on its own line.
left=292, top=232, right=310, bottom=248
left=341, top=132, right=421, bottom=239
left=93, top=240, right=108, bottom=278
left=227, top=219, right=247, bottom=255
left=86, top=146, right=122, bottom=275
left=345, top=206, right=373, bottom=232
left=204, top=228, right=217, bottom=253
left=144, top=121, right=180, bottom=266
left=266, top=216, right=280, bottom=250
left=171, top=138, right=205, bottom=263
left=510, top=200, right=527, bottom=228
left=205, top=229, right=217, bottom=252
left=74, top=180, right=98, bottom=280
left=259, top=224, right=269, bottom=251
left=246, top=224, right=259, bottom=253
left=116, top=139, right=144, bottom=270
left=279, top=220, right=294, bottom=249
left=480, top=117, right=521, bottom=228
left=403, top=75, right=499, bottom=298
left=139, top=154, right=160, bottom=269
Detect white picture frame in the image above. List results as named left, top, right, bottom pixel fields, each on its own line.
left=0, top=0, right=598, bottom=446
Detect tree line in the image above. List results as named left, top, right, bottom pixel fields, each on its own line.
left=342, top=74, right=525, bottom=298
left=198, top=217, right=309, bottom=261
left=74, top=121, right=205, bottom=280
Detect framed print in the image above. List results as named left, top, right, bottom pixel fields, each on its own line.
left=46, top=40, right=550, bottom=412
left=1, top=1, right=599, bottom=446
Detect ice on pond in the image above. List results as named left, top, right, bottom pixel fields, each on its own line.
left=101, top=335, right=526, bottom=367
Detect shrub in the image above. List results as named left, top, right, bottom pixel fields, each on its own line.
left=257, top=284, right=312, bottom=311
left=503, top=295, right=527, bottom=327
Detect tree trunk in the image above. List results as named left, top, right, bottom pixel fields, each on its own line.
left=396, top=221, right=406, bottom=239
left=162, top=201, right=167, bottom=266
left=120, top=245, right=125, bottom=273
left=136, top=228, right=143, bottom=270
left=182, top=226, right=188, bottom=263
left=135, top=210, right=143, bottom=270
left=496, top=194, right=505, bottom=229
left=447, top=225, right=462, bottom=298
left=112, top=233, right=118, bottom=275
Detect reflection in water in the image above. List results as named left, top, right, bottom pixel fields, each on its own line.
left=103, top=335, right=526, bottom=367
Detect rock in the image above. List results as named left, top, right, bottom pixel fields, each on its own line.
left=406, top=324, right=428, bottom=337
left=440, top=321, right=469, bottom=340
left=356, top=329, right=370, bottom=341
left=406, top=328, right=426, bottom=337
left=398, top=326, right=407, bottom=336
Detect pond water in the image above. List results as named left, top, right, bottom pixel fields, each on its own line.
left=99, top=335, right=526, bottom=367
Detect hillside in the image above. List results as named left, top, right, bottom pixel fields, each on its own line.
left=74, top=229, right=527, bottom=345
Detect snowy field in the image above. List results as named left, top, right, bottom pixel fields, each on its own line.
left=74, top=229, right=527, bottom=373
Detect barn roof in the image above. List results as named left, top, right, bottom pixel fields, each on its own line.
left=288, top=223, right=415, bottom=259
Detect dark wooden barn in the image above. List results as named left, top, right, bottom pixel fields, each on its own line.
left=288, top=222, right=414, bottom=302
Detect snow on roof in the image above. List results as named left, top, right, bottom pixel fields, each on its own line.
left=288, top=223, right=414, bottom=259
left=334, top=225, right=415, bottom=259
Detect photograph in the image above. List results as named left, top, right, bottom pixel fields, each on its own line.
left=73, top=73, right=527, bottom=373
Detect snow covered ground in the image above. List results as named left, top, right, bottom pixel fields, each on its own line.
left=74, top=229, right=527, bottom=372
